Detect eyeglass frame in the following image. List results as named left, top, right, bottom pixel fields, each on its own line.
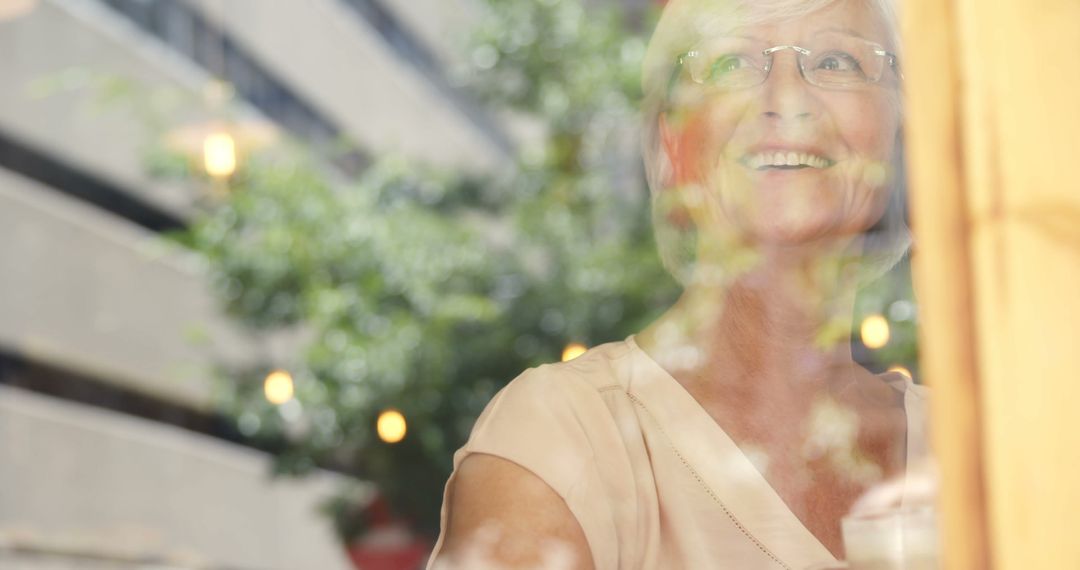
left=666, top=40, right=902, bottom=99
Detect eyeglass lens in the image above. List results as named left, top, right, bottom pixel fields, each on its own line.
left=680, top=32, right=889, bottom=91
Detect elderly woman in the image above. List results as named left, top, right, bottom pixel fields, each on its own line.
left=429, top=0, right=927, bottom=568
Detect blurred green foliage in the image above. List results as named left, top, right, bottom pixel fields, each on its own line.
left=854, top=257, right=921, bottom=374
left=174, top=0, right=676, bottom=540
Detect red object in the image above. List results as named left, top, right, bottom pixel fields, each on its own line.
left=345, top=495, right=431, bottom=570
left=346, top=533, right=430, bottom=570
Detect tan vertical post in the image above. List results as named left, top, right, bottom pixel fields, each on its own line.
left=903, top=0, right=1080, bottom=568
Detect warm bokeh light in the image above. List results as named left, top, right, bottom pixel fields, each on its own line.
left=263, top=370, right=295, bottom=405
left=377, top=409, right=407, bottom=444
left=887, top=365, right=913, bottom=380
left=562, top=342, right=587, bottom=362
left=860, top=314, right=891, bottom=349
left=203, top=131, right=237, bottom=177
left=166, top=119, right=278, bottom=166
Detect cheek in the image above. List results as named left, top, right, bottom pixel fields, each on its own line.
left=829, top=95, right=899, bottom=159
left=668, top=101, right=748, bottom=184
left=826, top=97, right=901, bottom=233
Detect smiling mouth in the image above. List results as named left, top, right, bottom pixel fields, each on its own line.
left=739, top=151, right=835, bottom=171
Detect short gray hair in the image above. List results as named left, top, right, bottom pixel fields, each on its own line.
left=640, top=0, right=908, bottom=285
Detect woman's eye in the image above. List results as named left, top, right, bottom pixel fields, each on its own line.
left=816, top=52, right=862, bottom=73
left=708, top=55, right=750, bottom=78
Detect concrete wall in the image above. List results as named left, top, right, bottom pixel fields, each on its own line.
left=0, top=0, right=508, bottom=221
left=182, top=0, right=506, bottom=171
left=0, top=385, right=354, bottom=569
left=0, top=167, right=268, bottom=410
left=0, top=0, right=223, bottom=219
left=0, top=1, right=487, bottom=567
left=379, top=0, right=484, bottom=67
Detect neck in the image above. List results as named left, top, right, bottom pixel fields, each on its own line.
left=639, top=241, right=865, bottom=418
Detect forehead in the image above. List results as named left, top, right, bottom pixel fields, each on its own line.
left=696, top=0, right=890, bottom=46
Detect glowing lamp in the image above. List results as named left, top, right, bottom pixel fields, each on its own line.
left=377, top=409, right=407, bottom=444
left=263, top=369, right=295, bottom=405
left=887, top=365, right=913, bottom=380
left=860, top=314, right=891, bottom=349
left=203, top=131, right=237, bottom=177
left=562, top=342, right=588, bottom=362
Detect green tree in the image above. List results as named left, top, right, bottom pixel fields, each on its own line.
left=179, top=0, right=676, bottom=540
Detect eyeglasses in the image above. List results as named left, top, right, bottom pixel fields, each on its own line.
left=668, top=33, right=901, bottom=96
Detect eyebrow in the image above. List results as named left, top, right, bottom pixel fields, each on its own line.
left=815, top=27, right=873, bottom=40
left=694, top=34, right=768, bottom=49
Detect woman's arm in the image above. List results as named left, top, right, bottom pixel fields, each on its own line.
left=431, top=453, right=595, bottom=570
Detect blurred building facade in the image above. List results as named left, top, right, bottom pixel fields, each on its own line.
left=0, top=0, right=504, bottom=567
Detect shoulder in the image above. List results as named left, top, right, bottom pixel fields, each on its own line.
left=881, top=373, right=931, bottom=419
left=881, top=370, right=930, bottom=401
left=472, top=340, right=634, bottom=437
left=463, top=340, right=636, bottom=488
left=905, top=379, right=930, bottom=401
left=508, top=339, right=634, bottom=395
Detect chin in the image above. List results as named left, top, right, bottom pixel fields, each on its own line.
left=731, top=199, right=888, bottom=248
left=744, top=218, right=852, bottom=246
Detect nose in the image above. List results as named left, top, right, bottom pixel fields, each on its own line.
left=759, top=50, right=819, bottom=122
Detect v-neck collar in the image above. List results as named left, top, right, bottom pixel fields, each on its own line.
left=623, top=335, right=921, bottom=569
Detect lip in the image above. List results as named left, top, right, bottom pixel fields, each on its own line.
left=744, top=141, right=832, bottom=157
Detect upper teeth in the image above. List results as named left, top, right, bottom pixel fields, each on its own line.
left=744, top=152, right=831, bottom=169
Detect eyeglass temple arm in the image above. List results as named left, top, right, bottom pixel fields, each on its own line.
left=665, top=50, right=695, bottom=96
left=875, top=49, right=904, bottom=80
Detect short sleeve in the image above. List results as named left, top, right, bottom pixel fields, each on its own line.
left=428, top=365, right=623, bottom=569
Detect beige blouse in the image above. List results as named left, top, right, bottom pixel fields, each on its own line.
left=428, top=337, right=929, bottom=569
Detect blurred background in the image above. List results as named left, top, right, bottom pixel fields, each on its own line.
left=0, top=0, right=921, bottom=568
